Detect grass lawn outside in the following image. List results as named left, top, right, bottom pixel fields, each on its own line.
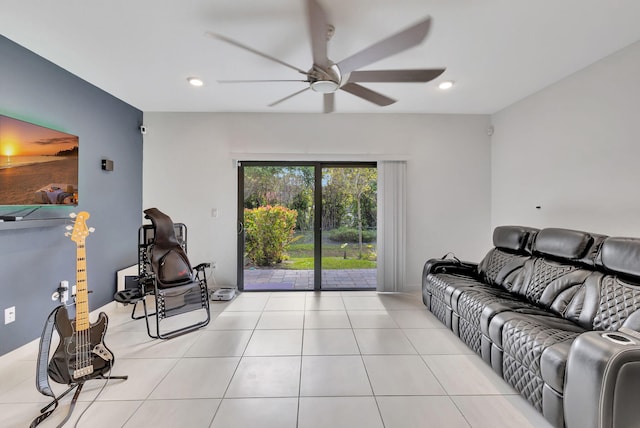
left=288, top=241, right=376, bottom=259
left=285, top=234, right=377, bottom=270
left=284, top=257, right=376, bottom=270
left=244, top=230, right=377, bottom=271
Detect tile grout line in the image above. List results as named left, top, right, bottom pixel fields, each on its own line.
left=205, top=299, right=261, bottom=427
left=345, top=293, right=388, bottom=428
left=295, top=298, right=309, bottom=428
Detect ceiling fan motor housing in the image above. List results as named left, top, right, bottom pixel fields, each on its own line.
left=309, top=63, right=342, bottom=93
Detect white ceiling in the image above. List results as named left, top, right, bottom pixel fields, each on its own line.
left=2, top=0, right=640, bottom=114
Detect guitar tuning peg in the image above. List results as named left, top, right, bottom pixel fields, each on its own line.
left=65, top=225, right=73, bottom=230
left=69, top=212, right=77, bottom=218
left=89, top=227, right=96, bottom=233
left=64, top=232, right=71, bottom=237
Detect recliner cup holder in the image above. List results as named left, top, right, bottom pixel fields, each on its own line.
left=601, top=332, right=636, bottom=345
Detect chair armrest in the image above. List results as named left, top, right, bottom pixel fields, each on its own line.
left=193, top=263, right=211, bottom=284
left=564, top=329, right=640, bottom=428
left=193, top=262, right=210, bottom=272
left=134, top=274, right=156, bottom=293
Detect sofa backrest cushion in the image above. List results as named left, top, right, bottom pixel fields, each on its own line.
left=598, top=237, right=640, bottom=278
left=591, top=274, right=640, bottom=331
left=534, top=228, right=592, bottom=259
left=477, top=226, right=539, bottom=288
left=588, top=237, right=640, bottom=331
left=477, top=249, right=529, bottom=289
left=511, top=256, right=594, bottom=313
left=493, top=226, right=539, bottom=253
left=533, top=228, right=606, bottom=267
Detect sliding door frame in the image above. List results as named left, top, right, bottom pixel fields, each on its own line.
left=237, top=160, right=376, bottom=291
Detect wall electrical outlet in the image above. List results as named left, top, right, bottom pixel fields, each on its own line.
left=4, top=306, right=15, bottom=324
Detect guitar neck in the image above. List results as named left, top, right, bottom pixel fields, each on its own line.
left=75, top=241, right=89, bottom=331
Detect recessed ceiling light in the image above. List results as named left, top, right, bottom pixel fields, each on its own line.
left=438, top=80, right=454, bottom=90
left=187, top=77, right=204, bottom=87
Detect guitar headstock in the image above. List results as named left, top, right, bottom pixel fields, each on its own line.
left=65, top=212, right=94, bottom=243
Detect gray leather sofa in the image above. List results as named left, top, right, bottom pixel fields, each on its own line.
left=422, top=226, right=640, bottom=428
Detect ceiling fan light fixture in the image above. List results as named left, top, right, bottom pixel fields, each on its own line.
left=310, top=80, right=339, bottom=93
left=438, top=80, right=454, bottom=90
left=187, top=77, right=204, bottom=87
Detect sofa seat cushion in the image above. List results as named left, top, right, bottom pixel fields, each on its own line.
left=425, top=273, right=486, bottom=303
left=424, top=273, right=489, bottom=324
left=451, top=287, right=541, bottom=353
left=449, top=282, right=505, bottom=313
left=501, top=315, right=584, bottom=412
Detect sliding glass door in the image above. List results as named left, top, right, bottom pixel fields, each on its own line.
left=320, top=166, right=377, bottom=290
left=238, top=161, right=376, bottom=291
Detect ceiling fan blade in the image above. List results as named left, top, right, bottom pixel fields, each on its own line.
left=306, top=0, right=330, bottom=69
left=218, top=79, right=309, bottom=83
left=268, top=87, right=311, bottom=107
left=337, top=17, right=431, bottom=75
left=323, top=93, right=335, bottom=113
left=206, top=32, right=307, bottom=75
left=348, top=68, right=445, bottom=83
left=340, top=83, right=396, bottom=107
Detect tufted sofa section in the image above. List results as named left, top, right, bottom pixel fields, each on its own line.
left=422, top=226, right=640, bottom=428
left=422, top=226, right=538, bottom=330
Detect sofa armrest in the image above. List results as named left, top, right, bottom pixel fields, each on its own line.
left=423, top=258, right=478, bottom=276
left=564, top=329, right=640, bottom=428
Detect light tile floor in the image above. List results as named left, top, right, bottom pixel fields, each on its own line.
left=0, top=291, right=552, bottom=428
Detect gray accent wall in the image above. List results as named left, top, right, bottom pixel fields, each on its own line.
left=0, top=36, right=143, bottom=355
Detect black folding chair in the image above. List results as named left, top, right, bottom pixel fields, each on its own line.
left=115, top=208, right=210, bottom=339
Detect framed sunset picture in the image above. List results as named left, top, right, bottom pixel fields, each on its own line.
left=0, top=114, right=78, bottom=207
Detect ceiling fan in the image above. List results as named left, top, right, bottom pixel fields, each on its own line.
left=207, top=0, right=445, bottom=113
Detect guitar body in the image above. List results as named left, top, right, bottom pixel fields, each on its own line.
left=48, top=305, right=113, bottom=385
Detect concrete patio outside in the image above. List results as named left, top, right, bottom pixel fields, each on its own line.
left=243, top=268, right=376, bottom=290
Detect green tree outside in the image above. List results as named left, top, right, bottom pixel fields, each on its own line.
left=242, top=166, right=377, bottom=269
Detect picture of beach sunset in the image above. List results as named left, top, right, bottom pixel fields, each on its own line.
left=0, top=114, right=78, bottom=206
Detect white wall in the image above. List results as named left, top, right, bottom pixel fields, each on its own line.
left=142, top=113, right=491, bottom=290
left=491, top=41, right=640, bottom=237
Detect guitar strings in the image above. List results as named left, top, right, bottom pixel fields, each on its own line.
left=66, top=213, right=113, bottom=427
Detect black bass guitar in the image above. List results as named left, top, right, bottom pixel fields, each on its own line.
left=48, top=211, right=113, bottom=385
